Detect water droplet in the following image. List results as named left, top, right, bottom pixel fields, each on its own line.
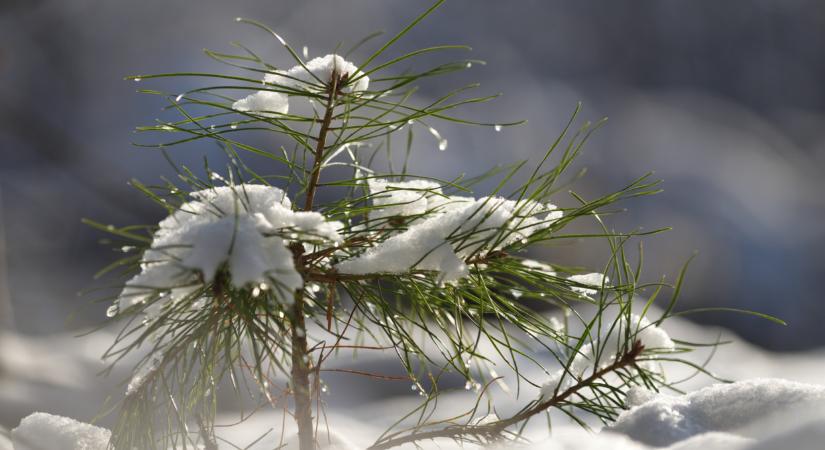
left=407, top=119, right=415, bottom=125
left=510, top=289, right=523, bottom=299
left=465, top=62, right=472, bottom=68
left=235, top=17, right=242, bottom=22
left=209, top=125, right=215, bottom=130
left=230, top=123, right=238, bottom=129
left=464, top=381, right=473, bottom=390
left=278, top=311, right=285, bottom=319
left=106, top=304, right=118, bottom=318
left=106, top=225, right=115, bottom=231
left=252, top=287, right=261, bottom=297
left=133, top=77, right=142, bottom=82
left=494, top=124, right=502, bottom=132
left=121, top=245, right=134, bottom=253
left=438, top=139, right=448, bottom=151
left=310, top=284, right=322, bottom=293
left=259, top=283, right=269, bottom=291
left=302, top=45, right=309, bottom=59
left=175, top=94, right=183, bottom=102
left=411, top=384, right=418, bottom=391
left=321, top=385, right=328, bottom=393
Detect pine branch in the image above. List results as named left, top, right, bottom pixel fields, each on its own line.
left=368, top=341, right=645, bottom=450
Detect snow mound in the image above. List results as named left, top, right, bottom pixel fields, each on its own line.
left=265, top=54, right=369, bottom=93
left=337, top=196, right=561, bottom=283
left=610, top=378, right=825, bottom=446
left=11, top=412, right=110, bottom=450
left=232, top=90, right=289, bottom=117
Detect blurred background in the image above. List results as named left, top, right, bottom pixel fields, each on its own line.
left=1, top=0, right=824, bottom=428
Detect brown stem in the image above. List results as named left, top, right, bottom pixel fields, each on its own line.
left=303, top=71, right=341, bottom=212
left=368, top=341, right=645, bottom=450
left=289, top=73, right=344, bottom=450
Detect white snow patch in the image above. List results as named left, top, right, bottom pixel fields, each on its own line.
left=610, top=378, right=825, bottom=446
left=11, top=412, right=110, bottom=450
left=265, top=54, right=369, bottom=93
left=521, top=258, right=557, bottom=276
left=232, top=90, right=289, bottom=117
left=118, top=184, right=342, bottom=317
left=337, top=196, right=562, bottom=283
left=366, top=178, right=453, bottom=221
left=567, top=272, right=610, bottom=297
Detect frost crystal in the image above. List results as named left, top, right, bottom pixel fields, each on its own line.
left=337, top=196, right=562, bottom=283
left=540, top=314, right=674, bottom=397
left=265, top=54, right=370, bottom=93
left=232, top=90, right=289, bottom=117
left=117, top=185, right=342, bottom=318
left=12, top=412, right=111, bottom=450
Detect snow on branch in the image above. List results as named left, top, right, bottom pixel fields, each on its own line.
left=116, top=184, right=342, bottom=318
left=265, top=54, right=370, bottom=93
left=336, top=187, right=562, bottom=283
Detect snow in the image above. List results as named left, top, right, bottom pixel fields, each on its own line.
left=567, top=272, right=610, bottom=297
left=337, top=196, right=562, bottom=283
left=4, top=310, right=825, bottom=449
left=366, top=178, right=447, bottom=221
left=520, top=258, right=557, bottom=276
left=610, top=378, right=825, bottom=447
left=118, top=184, right=342, bottom=317
left=232, top=90, right=289, bottom=117
left=11, top=412, right=109, bottom=450
left=265, top=54, right=370, bottom=93
left=125, top=353, right=162, bottom=396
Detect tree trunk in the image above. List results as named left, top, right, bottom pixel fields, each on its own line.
left=291, top=292, right=314, bottom=450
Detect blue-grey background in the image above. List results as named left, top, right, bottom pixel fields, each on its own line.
left=1, top=0, right=823, bottom=351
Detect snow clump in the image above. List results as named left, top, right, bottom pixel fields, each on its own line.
left=337, top=194, right=562, bottom=283
left=265, top=54, right=370, bottom=93
left=232, top=90, right=289, bottom=117
left=116, top=184, right=342, bottom=318
left=12, top=412, right=110, bottom=450
left=366, top=178, right=454, bottom=221
left=567, top=272, right=610, bottom=297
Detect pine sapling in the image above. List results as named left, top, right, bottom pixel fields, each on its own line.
left=86, top=2, right=779, bottom=449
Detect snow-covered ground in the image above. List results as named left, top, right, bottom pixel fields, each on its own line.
left=2, top=312, right=825, bottom=449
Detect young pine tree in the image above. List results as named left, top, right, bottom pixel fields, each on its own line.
left=87, top=2, right=745, bottom=449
